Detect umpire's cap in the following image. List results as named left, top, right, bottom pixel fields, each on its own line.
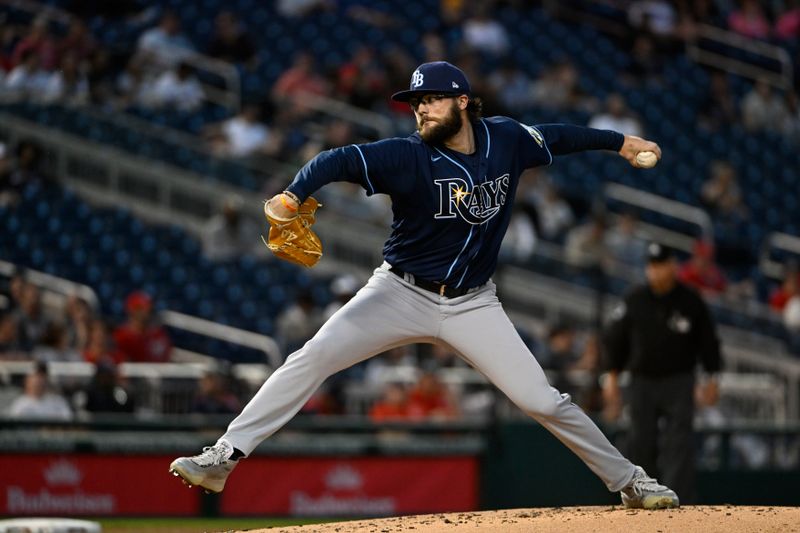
left=646, top=242, right=674, bottom=263
left=392, top=61, right=471, bottom=102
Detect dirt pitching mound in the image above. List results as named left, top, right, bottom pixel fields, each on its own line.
left=245, top=506, right=800, bottom=533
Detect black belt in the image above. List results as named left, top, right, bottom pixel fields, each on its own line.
left=389, top=266, right=471, bottom=298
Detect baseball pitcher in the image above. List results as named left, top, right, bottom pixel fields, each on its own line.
left=170, top=61, right=678, bottom=509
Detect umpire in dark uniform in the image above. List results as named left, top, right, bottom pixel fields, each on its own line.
left=602, top=242, right=722, bottom=503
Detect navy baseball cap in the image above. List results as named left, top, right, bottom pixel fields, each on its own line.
left=391, top=61, right=471, bottom=102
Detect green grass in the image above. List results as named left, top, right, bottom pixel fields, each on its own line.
left=97, top=516, right=341, bottom=532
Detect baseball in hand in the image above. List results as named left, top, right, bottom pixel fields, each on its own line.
left=635, top=151, right=658, bottom=168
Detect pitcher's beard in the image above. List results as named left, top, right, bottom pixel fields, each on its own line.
left=418, top=103, right=463, bottom=145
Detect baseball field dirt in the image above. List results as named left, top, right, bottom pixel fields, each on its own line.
left=245, top=506, right=800, bottom=533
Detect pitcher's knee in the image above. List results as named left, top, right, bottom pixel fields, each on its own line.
left=515, top=388, right=570, bottom=418
left=517, top=394, right=560, bottom=418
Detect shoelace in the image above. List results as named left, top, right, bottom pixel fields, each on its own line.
left=631, top=473, right=668, bottom=496
left=193, top=444, right=230, bottom=467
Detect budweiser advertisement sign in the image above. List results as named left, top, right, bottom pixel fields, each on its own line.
left=221, top=457, right=478, bottom=516
left=0, top=455, right=199, bottom=516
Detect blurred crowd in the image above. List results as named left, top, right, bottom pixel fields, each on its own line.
left=1, top=1, right=799, bottom=162
left=1, top=1, right=800, bottom=459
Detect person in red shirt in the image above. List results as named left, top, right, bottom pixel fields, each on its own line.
left=407, top=371, right=459, bottom=420
left=83, top=319, right=125, bottom=366
left=368, top=382, right=411, bottom=422
left=112, top=291, right=172, bottom=363
left=769, top=269, right=799, bottom=312
left=678, top=240, right=727, bottom=295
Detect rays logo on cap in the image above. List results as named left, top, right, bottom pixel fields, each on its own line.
left=411, top=70, right=424, bottom=88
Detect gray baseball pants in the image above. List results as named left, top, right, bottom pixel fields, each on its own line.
left=223, top=263, right=636, bottom=492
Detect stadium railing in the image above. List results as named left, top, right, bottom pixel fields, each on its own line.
left=759, top=232, right=800, bottom=280
left=603, top=182, right=714, bottom=247
left=687, top=23, right=795, bottom=91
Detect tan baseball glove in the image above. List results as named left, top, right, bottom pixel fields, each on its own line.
left=262, top=196, right=323, bottom=268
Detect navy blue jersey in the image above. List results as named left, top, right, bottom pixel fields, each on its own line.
left=286, top=117, right=623, bottom=288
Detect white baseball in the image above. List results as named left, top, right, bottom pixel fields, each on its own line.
left=635, top=151, right=658, bottom=168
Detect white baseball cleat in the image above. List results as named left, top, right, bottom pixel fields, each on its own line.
left=620, top=466, right=680, bottom=509
left=169, top=439, right=239, bottom=494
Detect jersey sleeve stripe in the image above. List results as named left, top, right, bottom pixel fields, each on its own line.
left=352, top=144, right=375, bottom=195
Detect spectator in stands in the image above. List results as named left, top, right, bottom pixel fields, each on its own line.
left=86, top=48, right=115, bottom=105
left=500, top=205, right=538, bottom=263
left=83, top=362, right=135, bottom=414
left=32, top=323, right=80, bottom=363
left=627, top=0, right=678, bottom=39
left=0, top=142, right=14, bottom=206
left=64, top=296, right=93, bottom=353
left=678, top=240, right=728, bottom=295
left=0, top=24, right=19, bottom=73
left=205, top=104, right=279, bottom=158
left=322, top=274, right=360, bottom=321
left=202, top=196, right=260, bottom=261
left=115, top=55, right=151, bottom=108
left=113, top=291, right=172, bottom=363
left=407, top=371, right=459, bottom=420
left=275, top=289, right=323, bottom=355
left=13, top=282, right=53, bottom=352
left=336, top=46, right=387, bottom=111
left=136, top=9, right=195, bottom=69
left=603, top=242, right=721, bottom=503
left=364, top=346, right=416, bottom=387
left=0, top=311, right=25, bottom=359
left=531, top=182, right=575, bottom=241
left=4, top=49, right=52, bottom=95
left=6, top=270, right=27, bottom=311
left=570, top=333, right=604, bottom=413
left=206, top=11, right=257, bottom=66
left=530, top=59, right=597, bottom=113
left=540, top=322, right=579, bottom=378
left=624, top=34, right=664, bottom=85
left=698, top=71, right=738, bottom=131
left=606, top=211, right=648, bottom=268
left=42, top=52, right=89, bottom=106
left=299, top=119, right=357, bottom=163
left=8, top=362, right=73, bottom=420
left=461, top=5, right=510, bottom=57
left=588, top=93, right=644, bottom=137
left=700, top=160, right=748, bottom=219
left=83, top=319, right=125, bottom=366
left=769, top=267, right=800, bottom=312
left=369, top=382, right=411, bottom=421
left=422, top=344, right=465, bottom=372
left=271, top=51, right=330, bottom=115
left=421, top=30, right=447, bottom=63
left=775, top=0, right=800, bottom=40
left=488, top=60, right=535, bottom=113
left=59, top=19, right=96, bottom=63
left=192, top=369, right=242, bottom=414
left=784, top=294, right=800, bottom=332
left=741, top=81, right=791, bottom=133
left=11, top=16, right=57, bottom=70
left=565, top=214, right=610, bottom=270
left=145, top=62, right=204, bottom=111
left=9, top=139, right=48, bottom=188
left=728, top=0, right=771, bottom=40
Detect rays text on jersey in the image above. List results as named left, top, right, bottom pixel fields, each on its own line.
left=434, top=174, right=509, bottom=225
